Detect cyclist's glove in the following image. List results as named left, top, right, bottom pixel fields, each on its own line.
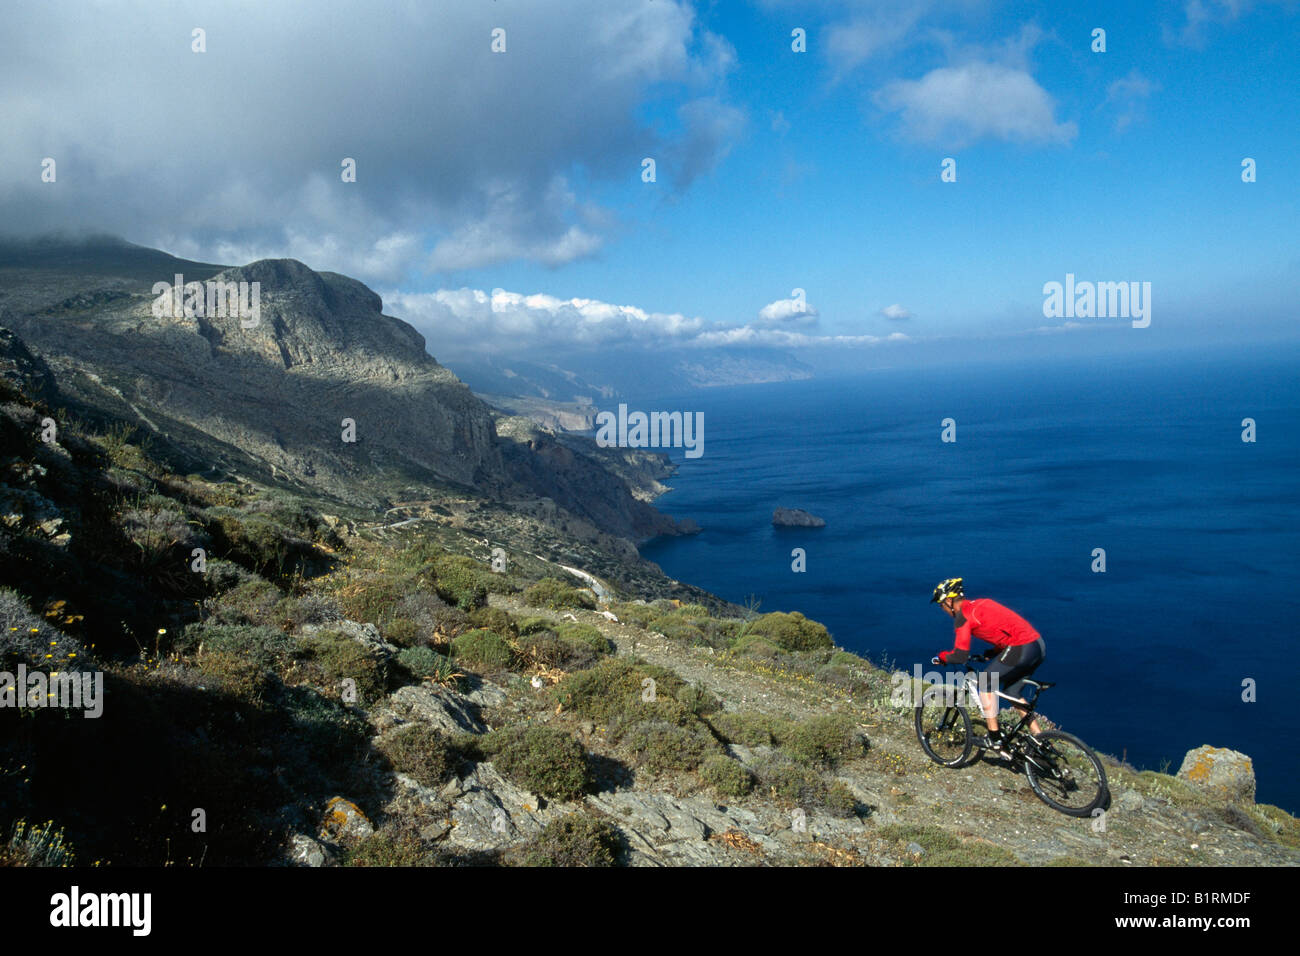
left=938, top=649, right=968, bottom=665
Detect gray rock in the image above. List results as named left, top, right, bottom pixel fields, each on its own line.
left=1116, top=790, right=1145, bottom=812
left=303, top=619, right=397, bottom=659
left=462, top=678, right=509, bottom=709
left=445, top=763, right=548, bottom=851
left=317, top=797, right=373, bottom=844
left=377, top=683, right=488, bottom=735
left=287, top=833, right=334, bottom=867
left=772, top=507, right=826, bottom=528
left=419, top=820, right=450, bottom=842
left=1177, top=746, right=1256, bottom=804
left=907, top=842, right=925, bottom=856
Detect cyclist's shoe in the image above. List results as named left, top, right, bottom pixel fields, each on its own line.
left=979, top=732, right=1009, bottom=754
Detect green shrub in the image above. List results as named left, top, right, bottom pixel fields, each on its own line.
left=377, top=724, right=461, bottom=788
left=278, top=593, right=341, bottom=629
left=516, top=629, right=566, bottom=666
left=197, top=651, right=276, bottom=704
left=729, top=633, right=782, bottom=659
left=823, top=780, right=858, bottom=816
left=658, top=623, right=708, bottom=646
left=751, top=754, right=857, bottom=817
left=397, top=645, right=455, bottom=681
left=1248, top=804, right=1300, bottom=850
left=180, top=622, right=296, bottom=669
left=480, top=724, right=591, bottom=800
left=710, top=710, right=790, bottom=747
left=207, top=578, right=283, bottom=626
left=204, top=506, right=316, bottom=579
left=556, top=622, right=610, bottom=656
left=430, top=604, right=469, bottom=639
left=516, top=615, right=556, bottom=635
left=746, top=611, right=833, bottom=652
left=673, top=602, right=711, bottom=619
left=384, top=617, right=420, bottom=648
left=829, top=650, right=871, bottom=670
left=469, top=606, right=517, bottom=636
left=700, top=755, right=756, bottom=798
left=675, top=683, right=722, bottom=716
left=430, top=555, right=490, bottom=610
left=337, top=575, right=405, bottom=628
left=523, top=577, right=595, bottom=611
left=345, top=828, right=438, bottom=867
left=552, top=657, right=691, bottom=728
left=518, top=814, right=622, bottom=866
left=622, top=720, right=717, bottom=774
left=281, top=684, right=373, bottom=779
left=780, top=714, right=864, bottom=768
left=202, top=558, right=255, bottom=594
left=608, top=602, right=656, bottom=628
left=302, top=631, right=388, bottom=705
left=451, top=628, right=514, bottom=670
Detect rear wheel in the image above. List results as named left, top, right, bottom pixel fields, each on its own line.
left=915, top=701, right=973, bottom=767
left=1023, top=730, right=1108, bottom=817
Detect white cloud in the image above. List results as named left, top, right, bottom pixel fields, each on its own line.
left=1105, top=70, right=1159, bottom=132
left=0, top=0, right=740, bottom=280
left=826, top=1, right=933, bottom=75
left=874, top=61, right=1076, bottom=145
left=385, top=286, right=904, bottom=356
left=693, top=327, right=910, bottom=348
left=879, top=303, right=913, bottom=320
left=757, top=296, right=819, bottom=325
left=1168, top=0, right=1257, bottom=46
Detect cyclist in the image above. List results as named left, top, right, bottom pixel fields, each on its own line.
left=930, top=578, right=1046, bottom=752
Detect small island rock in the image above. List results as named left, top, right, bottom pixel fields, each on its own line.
left=772, top=507, right=826, bottom=528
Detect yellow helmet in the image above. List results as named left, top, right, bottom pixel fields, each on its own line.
left=930, top=577, right=964, bottom=604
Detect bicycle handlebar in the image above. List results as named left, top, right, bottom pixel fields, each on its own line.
left=930, top=652, right=997, bottom=666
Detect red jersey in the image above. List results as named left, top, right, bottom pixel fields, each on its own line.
left=950, top=598, right=1039, bottom=652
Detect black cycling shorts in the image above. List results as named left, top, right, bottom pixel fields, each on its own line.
left=984, top=638, right=1045, bottom=701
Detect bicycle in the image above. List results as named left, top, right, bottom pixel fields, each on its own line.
left=913, top=655, right=1109, bottom=817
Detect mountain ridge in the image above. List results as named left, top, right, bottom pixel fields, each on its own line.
left=0, top=239, right=693, bottom=550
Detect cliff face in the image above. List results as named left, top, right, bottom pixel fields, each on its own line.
left=0, top=240, right=685, bottom=541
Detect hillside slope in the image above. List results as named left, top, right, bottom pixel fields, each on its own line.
left=0, top=239, right=688, bottom=548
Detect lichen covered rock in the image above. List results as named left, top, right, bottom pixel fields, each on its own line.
left=1177, top=746, right=1255, bottom=804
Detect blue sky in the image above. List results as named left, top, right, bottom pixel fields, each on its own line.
left=464, top=1, right=1299, bottom=351
left=3, top=0, right=1296, bottom=367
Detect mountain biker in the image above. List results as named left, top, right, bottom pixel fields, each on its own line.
left=930, top=578, right=1045, bottom=753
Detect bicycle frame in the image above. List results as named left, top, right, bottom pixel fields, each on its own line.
left=957, top=670, right=1052, bottom=766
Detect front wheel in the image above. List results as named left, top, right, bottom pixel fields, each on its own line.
left=1023, top=730, right=1109, bottom=817
left=915, top=702, right=974, bottom=767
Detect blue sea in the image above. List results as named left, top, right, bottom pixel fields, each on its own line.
left=633, top=344, right=1300, bottom=812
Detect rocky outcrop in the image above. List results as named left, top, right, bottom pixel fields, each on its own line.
left=1178, top=746, right=1256, bottom=804
left=0, top=326, right=60, bottom=406
left=773, top=507, right=825, bottom=528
